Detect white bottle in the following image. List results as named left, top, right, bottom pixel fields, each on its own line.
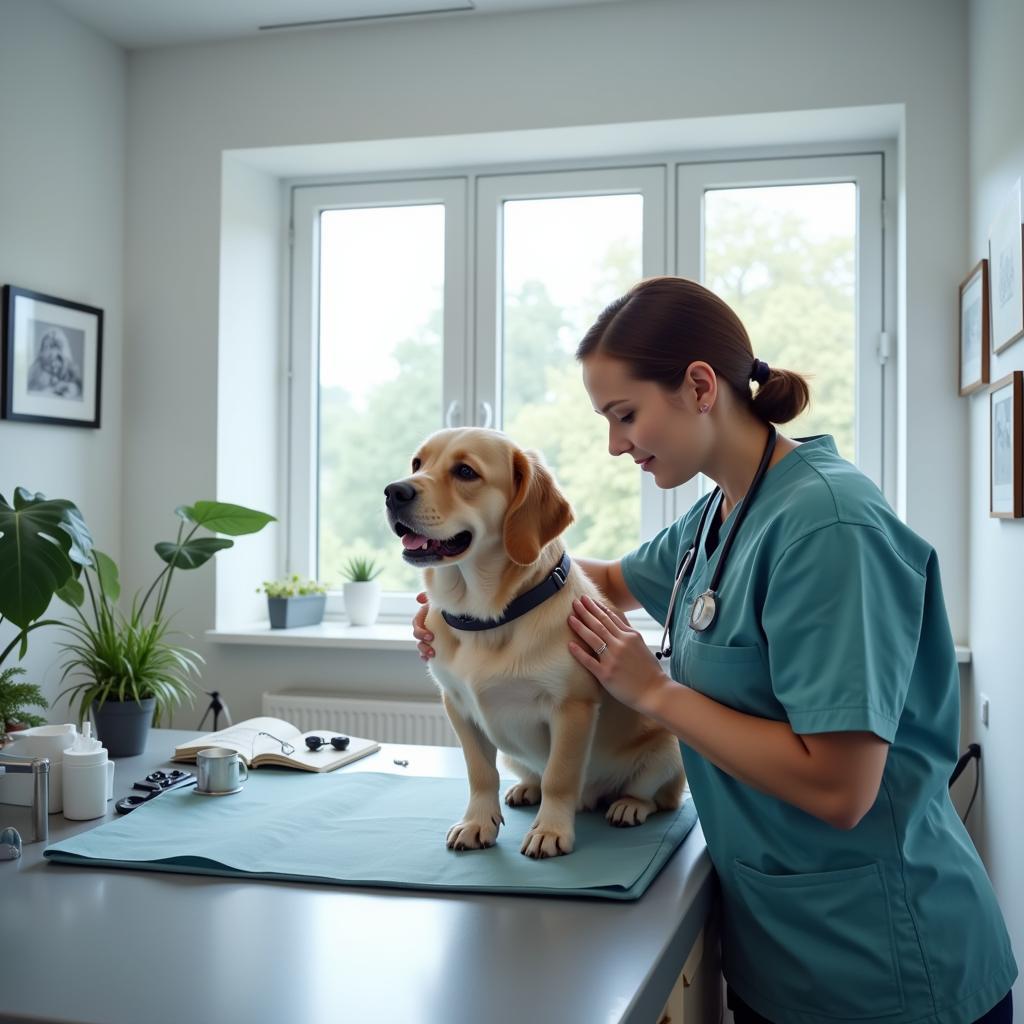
left=62, top=724, right=115, bottom=821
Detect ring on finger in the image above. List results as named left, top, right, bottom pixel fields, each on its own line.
left=595, top=642, right=608, bottom=657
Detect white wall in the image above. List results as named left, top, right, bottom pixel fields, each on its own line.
left=0, top=0, right=124, bottom=708
left=966, top=0, right=1024, bottom=989
left=119, top=0, right=970, bottom=723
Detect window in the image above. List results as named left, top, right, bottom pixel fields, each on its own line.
left=288, top=153, right=885, bottom=618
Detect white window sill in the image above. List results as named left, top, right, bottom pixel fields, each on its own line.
left=205, top=622, right=971, bottom=664
left=206, top=619, right=667, bottom=652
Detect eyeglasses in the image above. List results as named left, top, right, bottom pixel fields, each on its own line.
left=257, top=731, right=295, bottom=756
left=305, top=735, right=350, bottom=752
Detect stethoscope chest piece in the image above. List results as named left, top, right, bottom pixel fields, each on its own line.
left=689, top=589, right=718, bottom=632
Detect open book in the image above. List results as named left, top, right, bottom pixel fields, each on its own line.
left=172, top=716, right=381, bottom=773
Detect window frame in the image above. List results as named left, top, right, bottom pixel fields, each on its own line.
left=473, top=166, right=671, bottom=546
left=288, top=178, right=467, bottom=619
left=677, top=153, right=886, bottom=502
left=286, top=151, right=888, bottom=623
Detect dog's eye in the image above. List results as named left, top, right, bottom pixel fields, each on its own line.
left=411, top=458, right=421, bottom=472
left=453, top=463, right=478, bottom=481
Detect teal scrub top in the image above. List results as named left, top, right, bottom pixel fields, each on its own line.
left=621, top=436, right=1017, bottom=1024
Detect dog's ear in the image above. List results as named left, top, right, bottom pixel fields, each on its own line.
left=503, top=449, right=574, bottom=566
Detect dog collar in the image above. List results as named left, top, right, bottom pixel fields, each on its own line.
left=441, top=551, right=571, bottom=632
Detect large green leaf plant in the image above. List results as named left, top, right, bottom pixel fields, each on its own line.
left=0, top=489, right=94, bottom=660
left=54, top=500, right=275, bottom=727
left=0, top=488, right=93, bottom=733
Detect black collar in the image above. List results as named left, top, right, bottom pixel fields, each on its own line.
left=441, top=551, right=571, bottom=632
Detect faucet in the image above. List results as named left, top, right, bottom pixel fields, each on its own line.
left=0, top=756, right=50, bottom=845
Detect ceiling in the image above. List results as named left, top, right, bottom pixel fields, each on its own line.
left=50, top=0, right=625, bottom=49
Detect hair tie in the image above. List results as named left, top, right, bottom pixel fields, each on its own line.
left=750, top=358, right=771, bottom=386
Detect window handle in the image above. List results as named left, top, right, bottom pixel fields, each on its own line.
left=478, top=400, right=493, bottom=429
left=445, top=401, right=461, bottom=428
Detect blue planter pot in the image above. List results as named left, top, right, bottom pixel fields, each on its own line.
left=267, top=594, right=326, bottom=629
left=92, top=697, right=155, bottom=757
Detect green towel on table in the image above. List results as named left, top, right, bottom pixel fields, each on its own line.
left=45, top=770, right=696, bottom=900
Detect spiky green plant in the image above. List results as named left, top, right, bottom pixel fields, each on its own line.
left=0, top=667, right=49, bottom=733
left=55, top=560, right=202, bottom=728
left=341, top=557, right=382, bottom=583
left=55, top=501, right=275, bottom=728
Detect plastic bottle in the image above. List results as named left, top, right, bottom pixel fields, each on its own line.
left=62, top=723, right=115, bottom=821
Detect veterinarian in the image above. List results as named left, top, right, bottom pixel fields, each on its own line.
left=414, top=276, right=1016, bottom=1024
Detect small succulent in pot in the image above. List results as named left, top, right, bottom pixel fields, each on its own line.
left=340, top=557, right=382, bottom=584
left=341, top=557, right=382, bottom=627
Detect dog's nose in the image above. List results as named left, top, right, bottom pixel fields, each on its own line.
left=384, top=481, right=417, bottom=510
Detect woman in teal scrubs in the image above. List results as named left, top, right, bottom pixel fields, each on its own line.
left=565, top=277, right=1016, bottom=1023
left=415, top=275, right=1016, bottom=1023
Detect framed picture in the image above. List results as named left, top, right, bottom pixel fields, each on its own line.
left=989, top=371, right=1022, bottom=519
left=1, top=285, right=103, bottom=428
left=988, top=178, right=1024, bottom=355
left=959, top=259, right=989, bottom=395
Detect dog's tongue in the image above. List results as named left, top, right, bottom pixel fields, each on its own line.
left=402, top=532, right=431, bottom=551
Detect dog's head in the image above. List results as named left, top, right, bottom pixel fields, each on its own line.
left=385, top=428, right=574, bottom=569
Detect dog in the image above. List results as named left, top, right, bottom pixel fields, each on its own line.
left=385, top=427, right=684, bottom=859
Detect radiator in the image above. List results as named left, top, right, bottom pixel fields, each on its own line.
left=262, top=692, right=458, bottom=747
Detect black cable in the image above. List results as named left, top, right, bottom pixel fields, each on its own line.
left=962, top=757, right=980, bottom=824
left=948, top=742, right=981, bottom=824
left=949, top=742, right=981, bottom=786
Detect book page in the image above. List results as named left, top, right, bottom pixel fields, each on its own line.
left=172, top=717, right=302, bottom=766
left=253, top=732, right=381, bottom=773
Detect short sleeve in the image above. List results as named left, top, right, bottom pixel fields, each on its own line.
left=620, top=498, right=708, bottom=625
left=761, top=522, right=928, bottom=742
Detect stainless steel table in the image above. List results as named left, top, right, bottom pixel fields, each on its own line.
left=0, top=728, right=715, bottom=1024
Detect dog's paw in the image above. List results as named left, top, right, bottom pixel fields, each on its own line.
left=520, top=820, right=574, bottom=859
left=606, top=796, right=656, bottom=827
left=446, top=813, right=503, bottom=851
left=504, top=782, right=541, bottom=807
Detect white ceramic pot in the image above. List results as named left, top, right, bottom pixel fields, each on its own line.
left=343, top=580, right=381, bottom=626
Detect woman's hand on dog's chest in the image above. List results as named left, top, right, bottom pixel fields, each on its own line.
left=568, top=595, right=673, bottom=714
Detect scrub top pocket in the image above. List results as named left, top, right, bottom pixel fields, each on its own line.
left=730, top=859, right=904, bottom=1018
left=681, top=636, right=779, bottom=719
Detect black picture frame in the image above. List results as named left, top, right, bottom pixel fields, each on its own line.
left=1, top=285, right=103, bottom=428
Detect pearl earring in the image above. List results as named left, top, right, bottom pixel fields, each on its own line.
left=699, top=404, right=709, bottom=414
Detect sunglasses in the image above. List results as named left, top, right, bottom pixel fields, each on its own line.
left=304, top=735, right=350, bottom=752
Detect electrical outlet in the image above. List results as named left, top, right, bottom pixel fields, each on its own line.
left=979, top=693, right=990, bottom=728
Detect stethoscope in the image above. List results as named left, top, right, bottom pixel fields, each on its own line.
left=656, top=425, right=778, bottom=660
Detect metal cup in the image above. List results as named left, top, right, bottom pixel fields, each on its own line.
left=195, top=747, right=248, bottom=794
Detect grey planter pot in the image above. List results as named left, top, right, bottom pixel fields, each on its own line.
left=267, top=594, right=326, bottom=629
left=91, top=697, right=156, bottom=757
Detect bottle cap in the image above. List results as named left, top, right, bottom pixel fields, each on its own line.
left=63, top=747, right=107, bottom=767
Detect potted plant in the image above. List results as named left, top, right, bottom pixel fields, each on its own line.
left=0, top=667, right=49, bottom=745
left=0, top=489, right=94, bottom=736
left=341, top=556, right=383, bottom=627
left=55, top=500, right=275, bottom=756
left=259, top=575, right=328, bottom=629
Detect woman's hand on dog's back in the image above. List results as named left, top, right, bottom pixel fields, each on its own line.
left=414, top=592, right=435, bottom=660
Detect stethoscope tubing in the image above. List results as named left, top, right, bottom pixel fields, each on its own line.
left=657, top=425, right=778, bottom=659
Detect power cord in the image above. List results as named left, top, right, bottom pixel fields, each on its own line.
left=948, top=742, right=981, bottom=823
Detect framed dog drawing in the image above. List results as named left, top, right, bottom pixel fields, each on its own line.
left=2, top=285, right=103, bottom=428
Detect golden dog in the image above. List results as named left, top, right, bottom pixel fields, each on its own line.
left=385, top=427, right=684, bottom=859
